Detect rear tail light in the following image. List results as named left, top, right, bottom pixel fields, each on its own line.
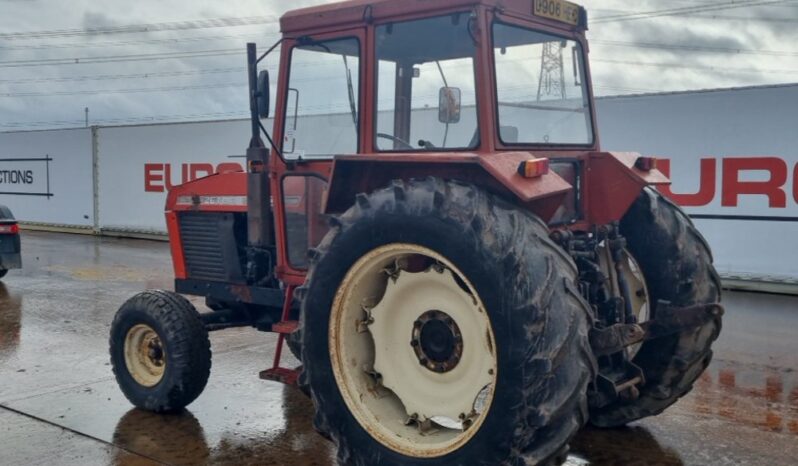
left=635, top=156, right=658, bottom=171
left=517, top=158, right=550, bottom=178
left=0, top=224, right=19, bottom=234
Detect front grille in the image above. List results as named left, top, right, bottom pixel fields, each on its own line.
left=179, top=212, right=228, bottom=282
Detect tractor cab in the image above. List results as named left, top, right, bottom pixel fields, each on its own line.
left=252, top=0, right=602, bottom=284
left=275, top=0, right=595, bottom=158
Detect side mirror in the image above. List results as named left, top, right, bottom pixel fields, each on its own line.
left=257, top=70, right=270, bottom=119
left=438, top=87, right=461, bottom=124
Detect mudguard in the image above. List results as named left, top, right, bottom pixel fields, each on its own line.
left=585, top=152, right=670, bottom=225
left=324, top=152, right=573, bottom=222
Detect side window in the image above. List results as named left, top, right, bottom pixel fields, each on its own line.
left=283, top=38, right=360, bottom=159
left=283, top=176, right=329, bottom=269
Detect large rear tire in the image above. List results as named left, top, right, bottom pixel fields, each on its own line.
left=110, top=290, right=212, bottom=413
left=298, top=179, right=595, bottom=466
left=590, top=188, right=722, bottom=427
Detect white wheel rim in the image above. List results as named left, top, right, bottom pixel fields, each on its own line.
left=329, top=243, right=498, bottom=458
left=124, top=324, right=166, bottom=387
left=622, top=250, right=650, bottom=358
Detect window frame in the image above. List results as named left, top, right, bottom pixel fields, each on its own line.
left=372, top=13, right=482, bottom=153
left=490, top=18, right=597, bottom=149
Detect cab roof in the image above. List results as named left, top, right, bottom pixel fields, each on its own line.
left=280, top=0, right=586, bottom=34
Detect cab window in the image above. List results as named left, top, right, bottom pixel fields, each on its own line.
left=282, top=37, right=360, bottom=159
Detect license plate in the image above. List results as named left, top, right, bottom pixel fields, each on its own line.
left=533, top=0, right=580, bottom=26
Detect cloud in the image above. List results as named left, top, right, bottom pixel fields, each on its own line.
left=0, top=0, right=796, bottom=130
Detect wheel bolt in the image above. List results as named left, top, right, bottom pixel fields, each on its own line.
left=419, top=358, right=428, bottom=366
left=410, top=340, right=419, bottom=347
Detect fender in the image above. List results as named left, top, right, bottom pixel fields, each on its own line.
left=585, top=152, right=670, bottom=225
left=324, top=152, right=573, bottom=222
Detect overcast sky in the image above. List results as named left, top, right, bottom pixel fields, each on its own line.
left=0, top=0, right=796, bottom=130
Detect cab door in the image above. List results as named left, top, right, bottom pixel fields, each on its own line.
left=271, top=29, right=366, bottom=284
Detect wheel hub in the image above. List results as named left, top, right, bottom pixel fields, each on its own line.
left=369, top=265, right=495, bottom=429
left=124, top=324, right=166, bottom=387
left=412, top=310, right=463, bottom=373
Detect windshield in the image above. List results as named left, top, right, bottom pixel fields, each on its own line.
left=375, top=13, right=478, bottom=151
left=493, top=22, right=593, bottom=146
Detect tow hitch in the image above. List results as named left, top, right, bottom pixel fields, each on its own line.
left=590, top=301, right=724, bottom=357
left=588, top=301, right=724, bottom=407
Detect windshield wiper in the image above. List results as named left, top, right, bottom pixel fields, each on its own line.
left=343, top=55, right=358, bottom=127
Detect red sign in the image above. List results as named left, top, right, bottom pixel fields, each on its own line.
left=144, top=162, right=243, bottom=193
left=658, top=157, right=797, bottom=208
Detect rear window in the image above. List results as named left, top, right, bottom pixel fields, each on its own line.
left=0, top=206, right=16, bottom=221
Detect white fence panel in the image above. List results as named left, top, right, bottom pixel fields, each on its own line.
left=3, top=83, right=797, bottom=286
left=597, top=84, right=798, bottom=283
left=97, top=120, right=253, bottom=233
left=0, top=128, right=94, bottom=227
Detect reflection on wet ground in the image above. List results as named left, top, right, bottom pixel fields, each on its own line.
left=111, top=386, right=332, bottom=466
left=690, top=360, right=798, bottom=436
left=570, top=425, right=684, bottom=466
left=0, top=283, right=21, bottom=363
left=0, top=231, right=797, bottom=465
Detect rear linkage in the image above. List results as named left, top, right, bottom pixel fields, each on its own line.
left=551, top=224, right=725, bottom=408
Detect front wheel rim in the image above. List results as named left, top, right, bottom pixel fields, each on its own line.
left=329, top=243, right=498, bottom=458
left=124, top=324, right=166, bottom=387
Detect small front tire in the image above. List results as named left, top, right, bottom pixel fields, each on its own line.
left=110, top=290, right=211, bottom=413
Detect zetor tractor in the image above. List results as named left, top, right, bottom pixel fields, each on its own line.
left=110, top=1, right=723, bottom=464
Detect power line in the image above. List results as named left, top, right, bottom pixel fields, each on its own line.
left=0, top=32, right=279, bottom=51
left=0, top=48, right=244, bottom=68
left=0, top=82, right=246, bottom=98
left=0, top=67, right=243, bottom=84
left=593, top=0, right=798, bottom=23
left=592, top=58, right=798, bottom=75
left=689, top=13, right=798, bottom=21
left=594, top=85, right=665, bottom=94
left=0, top=111, right=251, bottom=128
left=591, top=39, right=798, bottom=57
left=0, top=16, right=278, bottom=40
left=2, top=55, right=796, bottom=98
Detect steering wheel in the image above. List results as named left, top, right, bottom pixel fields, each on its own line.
left=377, top=133, right=415, bottom=151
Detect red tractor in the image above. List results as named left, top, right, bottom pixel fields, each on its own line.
left=109, top=1, right=723, bottom=464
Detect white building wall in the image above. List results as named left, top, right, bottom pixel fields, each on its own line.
left=598, top=84, right=798, bottom=284
left=0, top=128, right=94, bottom=228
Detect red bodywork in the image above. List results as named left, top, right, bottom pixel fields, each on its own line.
left=166, top=0, right=669, bottom=287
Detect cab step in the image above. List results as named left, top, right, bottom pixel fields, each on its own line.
left=259, top=366, right=301, bottom=386
left=272, top=320, right=299, bottom=334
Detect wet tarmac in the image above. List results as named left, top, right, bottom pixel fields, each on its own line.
left=0, top=231, right=796, bottom=466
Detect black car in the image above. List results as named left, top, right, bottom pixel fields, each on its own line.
left=0, top=205, right=21, bottom=278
